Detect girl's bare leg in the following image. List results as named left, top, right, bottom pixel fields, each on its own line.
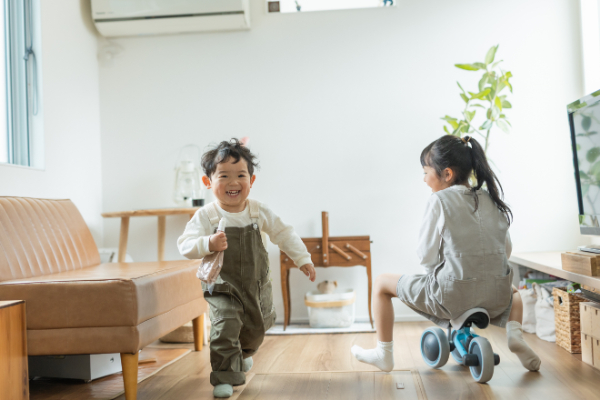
left=373, top=273, right=403, bottom=342
left=506, top=287, right=541, bottom=371
left=350, top=273, right=402, bottom=372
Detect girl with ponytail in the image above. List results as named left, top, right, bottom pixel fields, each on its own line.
left=352, top=135, right=541, bottom=373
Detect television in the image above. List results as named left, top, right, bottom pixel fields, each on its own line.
left=569, top=89, right=600, bottom=240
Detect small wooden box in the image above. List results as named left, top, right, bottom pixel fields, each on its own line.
left=554, top=287, right=587, bottom=353
left=561, top=252, right=600, bottom=276
left=582, top=333, right=594, bottom=366
left=594, top=337, right=600, bottom=369
left=581, top=302, right=594, bottom=336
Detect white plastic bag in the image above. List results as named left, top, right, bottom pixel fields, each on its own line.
left=533, top=283, right=555, bottom=342
left=196, top=219, right=226, bottom=294
left=519, top=287, right=537, bottom=333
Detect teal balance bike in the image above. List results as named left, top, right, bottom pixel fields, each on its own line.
left=419, top=308, right=500, bottom=383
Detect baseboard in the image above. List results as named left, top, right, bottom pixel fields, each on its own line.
left=282, top=314, right=427, bottom=325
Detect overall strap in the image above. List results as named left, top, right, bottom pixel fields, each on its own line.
left=248, top=199, right=260, bottom=224
left=206, top=202, right=221, bottom=232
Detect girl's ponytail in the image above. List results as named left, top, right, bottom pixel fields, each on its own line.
left=421, top=134, right=513, bottom=225
left=467, top=136, right=513, bottom=224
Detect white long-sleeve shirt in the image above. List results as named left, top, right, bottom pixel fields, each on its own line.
left=417, top=185, right=512, bottom=274
left=177, top=200, right=313, bottom=267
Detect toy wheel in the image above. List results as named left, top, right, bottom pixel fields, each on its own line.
left=468, top=336, right=494, bottom=383
left=450, top=330, right=464, bottom=365
left=420, top=327, right=449, bottom=368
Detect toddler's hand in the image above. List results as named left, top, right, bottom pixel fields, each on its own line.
left=209, top=232, right=228, bottom=252
left=299, top=263, right=316, bottom=282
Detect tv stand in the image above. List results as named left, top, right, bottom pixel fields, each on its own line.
left=510, top=252, right=600, bottom=297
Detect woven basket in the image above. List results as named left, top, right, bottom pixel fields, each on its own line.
left=553, top=287, right=587, bottom=353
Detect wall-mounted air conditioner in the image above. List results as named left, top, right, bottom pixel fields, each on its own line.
left=91, top=0, right=250, bottom=37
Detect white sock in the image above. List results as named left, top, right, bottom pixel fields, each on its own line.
left=506, top=321, right=541, bottom=371
left=213, top=384, right=233, bottom=398
left=351, top=341, right=394, bottom=372
left=242, top=357, right=253, bottom=372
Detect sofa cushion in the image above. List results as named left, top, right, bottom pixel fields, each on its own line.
left=0, top=260, right=203, bottom=330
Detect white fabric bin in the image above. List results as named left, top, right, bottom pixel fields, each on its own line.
left=304, top=289, right=356, bottom=328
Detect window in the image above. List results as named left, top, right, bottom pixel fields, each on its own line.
left=1, top=0, right=39, bottom=167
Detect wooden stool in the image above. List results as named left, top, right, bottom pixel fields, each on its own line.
left=280, top=212, right=373, bottom=330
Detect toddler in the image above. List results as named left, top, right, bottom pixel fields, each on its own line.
left=351, top=135, right=541, bottom=373
left=178, top=139, right=316, bottom=398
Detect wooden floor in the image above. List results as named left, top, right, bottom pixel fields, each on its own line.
left=110, top=322, right=600, bottom=400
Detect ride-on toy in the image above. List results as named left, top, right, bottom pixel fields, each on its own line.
left=419, top=308, right=500, bottom=383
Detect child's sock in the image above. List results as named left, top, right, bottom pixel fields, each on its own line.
left=506, top=321, right=541, bottom=371
left=242, top=357, right=253, bottom=372
left=213, top=384, right=234, bottom=398
left=351, top=341, right=394, bottom=372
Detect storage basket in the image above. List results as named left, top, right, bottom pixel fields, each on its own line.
left=305, top=289, right=355, bottom=328
left=553, top=287, right=587, bottom=353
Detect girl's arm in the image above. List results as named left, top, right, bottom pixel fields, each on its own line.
left=259, top=203, right=312, bottom=268
left=505, top=230, right=512, bottom=258
left=416, top=195, right=444, bottom=274
left=177, top=209, right=214, bottom=259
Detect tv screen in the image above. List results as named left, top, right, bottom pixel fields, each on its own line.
left=569, top=90, right=600, bottom=234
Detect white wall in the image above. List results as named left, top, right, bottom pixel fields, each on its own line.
left=0, top=0, right=103, bottom=244
left=99, top=0, right=587, bottom=322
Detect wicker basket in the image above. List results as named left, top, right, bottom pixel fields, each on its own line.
left=553, top=287, right=587, bottom=353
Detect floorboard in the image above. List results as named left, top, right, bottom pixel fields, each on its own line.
left=64, top=322, right=600, bottom=400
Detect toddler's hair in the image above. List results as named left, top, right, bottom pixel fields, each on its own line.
left=202, top=138, right=259, bottom=178
left=420, top=135, right=513, bottom=224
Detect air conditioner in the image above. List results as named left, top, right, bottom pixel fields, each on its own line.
left=91, top=0, right=250, bottom=37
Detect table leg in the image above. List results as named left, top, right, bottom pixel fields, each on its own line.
left=157, top=216, right=166, bottom=262
left=281, top=266, right=291, bottom=331
left=118, top=217, right=130, bottom=263
left=366, top=257, right=373, bottom=328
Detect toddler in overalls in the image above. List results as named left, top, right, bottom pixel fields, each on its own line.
left=178, top=139, right=316, bottom=398
left=351, top=135, right=541, bottom=373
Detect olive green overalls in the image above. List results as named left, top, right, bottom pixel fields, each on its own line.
left=201, top=200, right=276, bottom=387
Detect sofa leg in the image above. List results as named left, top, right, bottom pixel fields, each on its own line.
left=192, top=315, right=204, bottom=351
left=121, top=352, right=139, bottom=400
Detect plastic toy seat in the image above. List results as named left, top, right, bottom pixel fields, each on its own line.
left=450, top=308, right=490, bottom=329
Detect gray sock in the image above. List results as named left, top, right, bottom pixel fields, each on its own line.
left=213, top=384, right=233, bottom=398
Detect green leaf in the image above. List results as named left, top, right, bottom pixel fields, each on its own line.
left=455, top=63, right=480, bottom=71
left=457, top=82, right=466, bottom=93
left=470, top=88, right=491, bottom=99
left=501, top=100, right=512, bottom=109
left=471, top=104, right=486, bottom=108
left=496, top=119, right=510, bottom=133
left=494, top=96, right=502, bottom=111
left=444, top=125, right=450, bottom=135
left=580, top=170, right=590, bottom=180
left=465, top=110, right=476, bottom=121
left=577, top=144, right=582, bottom=151
left=473, top=62, right=487, bottom=70
left=449, top=120, right=459, bottom=129
left=491, top=105, right=500, bottom=119
left=481, top=120, right=493, bottom=130
left=504, top=71, right=513, bottom=79
left=587, top=147, right=600, bottom=163
left=491, top=61, right=503, bottom=69
left=582, top=116, right=592, bottom=131
left=460, top=93, right=469, bottom=103
left=485, top=45, right=498, bottom=65
left=478, top=75, right=489, bottom=92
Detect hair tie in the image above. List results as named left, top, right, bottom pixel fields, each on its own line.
left=461, top=136, right=471, bottom=144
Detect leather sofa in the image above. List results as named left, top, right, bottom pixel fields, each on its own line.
left=0, top=197, right=206, bottom=400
